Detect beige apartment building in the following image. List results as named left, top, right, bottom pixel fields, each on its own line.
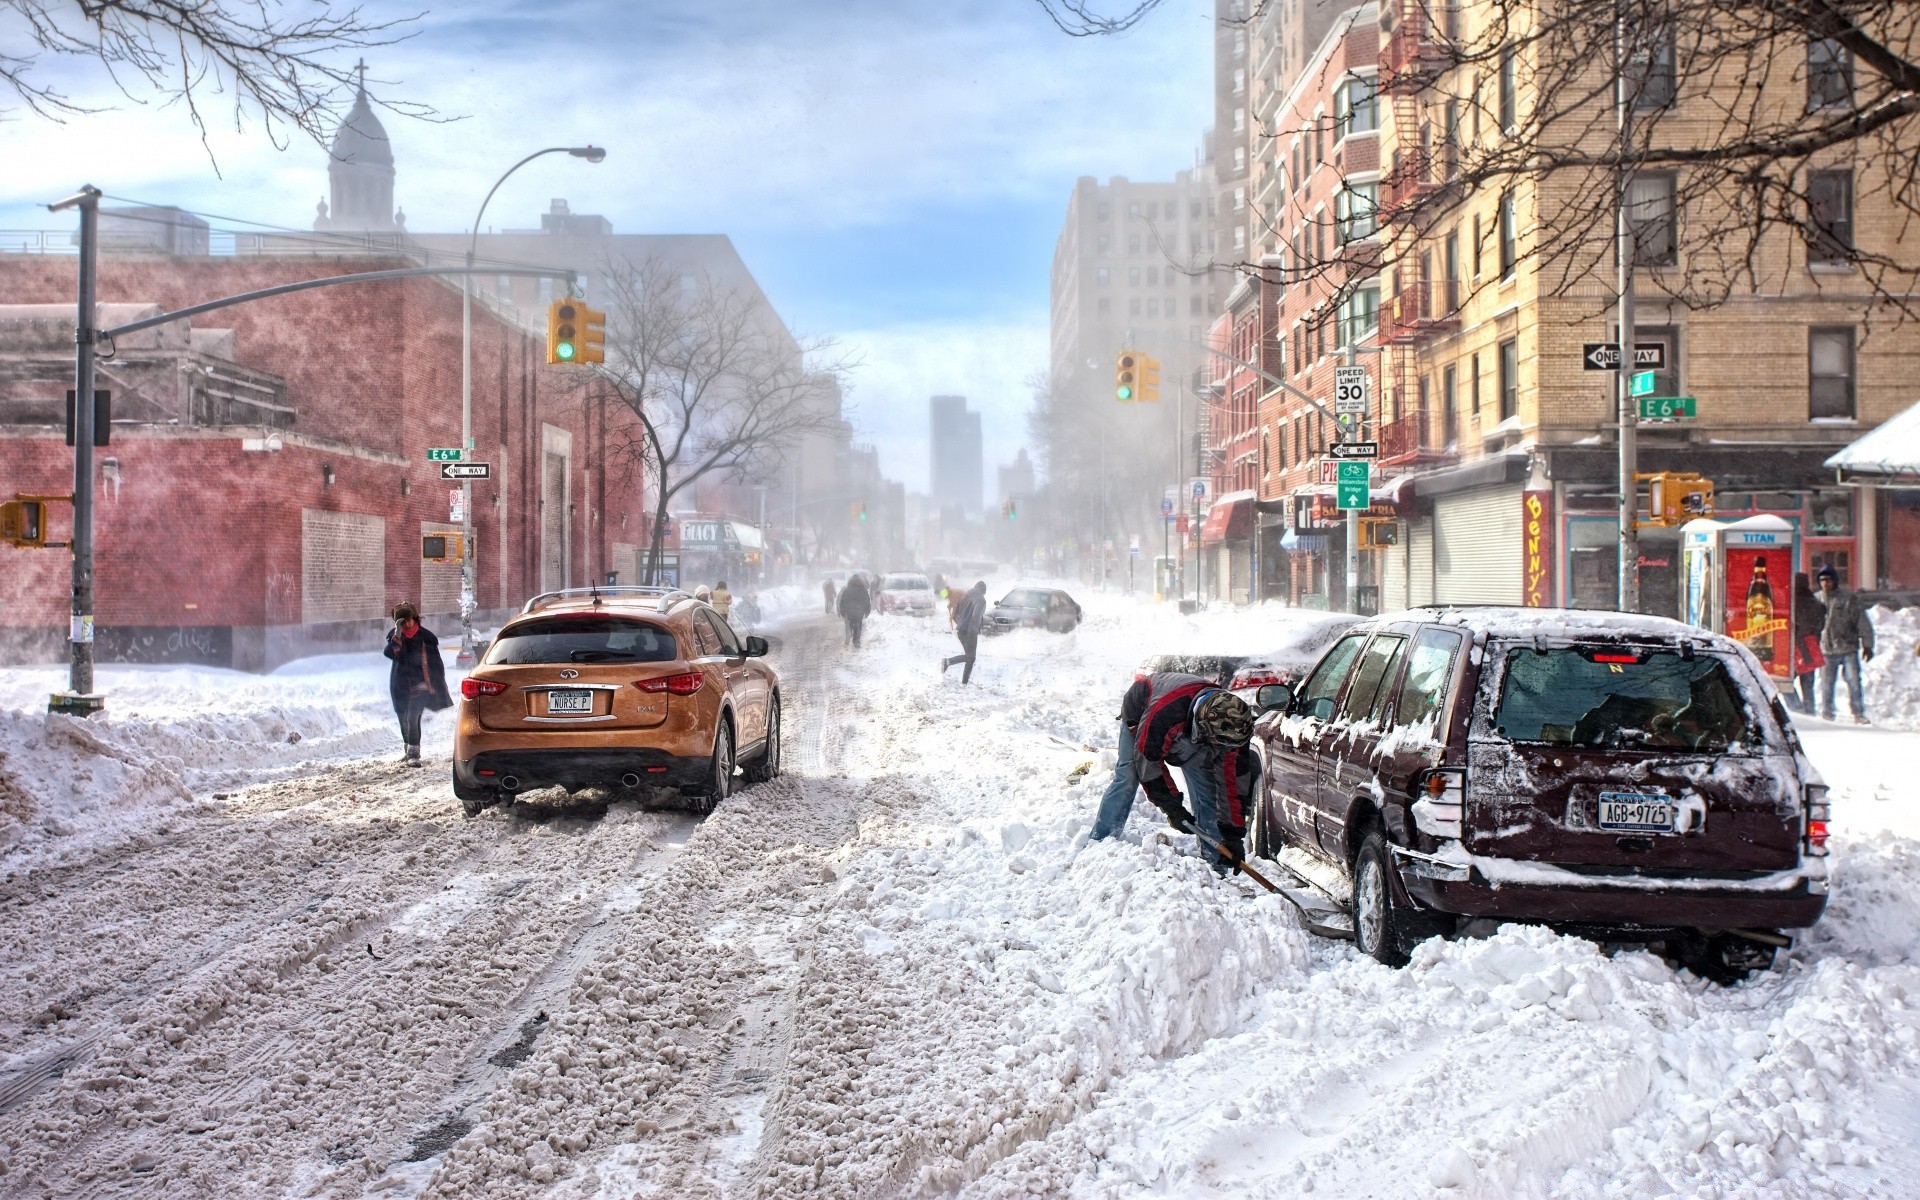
left=1369, top=0, right=1920, bottom=610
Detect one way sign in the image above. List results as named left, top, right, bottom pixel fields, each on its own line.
left=440, top=462, right=492, bottom=480
left=1582, top=342, right=1667, bottom=371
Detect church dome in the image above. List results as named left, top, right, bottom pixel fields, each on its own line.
left=329, top=86, right=392, bottom=168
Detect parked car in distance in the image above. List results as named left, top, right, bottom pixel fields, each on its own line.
left=1249, top=606, right=1828, bottom=982
left=452, top=586, right=781, bottom=818
left=984, top=587, right=1082, bottom=634
left=876, top=572, right=938, bottom=616
left=1135, top=612, right=1363, bottom=691
left=1226, top=612, right=1364, bottom=692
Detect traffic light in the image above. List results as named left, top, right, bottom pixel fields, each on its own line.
left=422, top=531, right=466, bottom=562
left=1360, top=518, right=1400, bottom=548
left=1116, top=350, right=1139, bottom=401
left=577, top=303, right=606, bottom=364
left=1002, top=499, right=1018, bottom=520
left=1639, top=473, right=1714, bottom=527
left=852, top=500, right=869, bottom=522
left=1, top=498, right=47, bottom=549
left=547, top=299, right=585, bottom=365
left=1139, top=354, right=1162, bottom=402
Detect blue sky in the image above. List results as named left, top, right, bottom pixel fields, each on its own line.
left=0, top=0, right=1215, bottom=491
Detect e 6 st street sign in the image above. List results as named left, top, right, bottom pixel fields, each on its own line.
left=440, top=462, right=492, bottom=480
left=1582, top=343, right=1668, bottom=371
left=428, top=448, right=464, bottom=462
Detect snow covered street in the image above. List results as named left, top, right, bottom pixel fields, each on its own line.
left=3, top=594, right=1919, bottom=1197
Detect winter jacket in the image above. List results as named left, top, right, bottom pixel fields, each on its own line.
left=1817, top=587, right=1875, bottom=657
left=1118, top=671, right=1258, bottom=836
left=711, top=586, right=732, bottom=617
left=384, top=624, right=453, bottom=713
left=1792, top=577, right=1824, bottom=643
left=953, top=584, right=988, bottom=637
left=837, top=576, right=872, bottom=621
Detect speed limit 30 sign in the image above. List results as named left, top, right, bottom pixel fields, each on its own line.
left=1334, top=366, right=1370, bottom=415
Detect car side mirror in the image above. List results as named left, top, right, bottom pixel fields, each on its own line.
left=743, top=635, right=769, bottom=657
left=1256, top=683, right=1294, bottom=713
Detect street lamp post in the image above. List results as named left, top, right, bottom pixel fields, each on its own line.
left=457, top=145, right=605, bottom=666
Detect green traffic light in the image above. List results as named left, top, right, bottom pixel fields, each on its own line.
left=1117, top=385, right=1133, bottom=400
left=557, top=342, right=576, bottom=361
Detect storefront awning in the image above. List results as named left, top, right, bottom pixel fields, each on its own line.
left=1827, top=401, right=1920, bottom=487
left=1200, top=491, right=1256, bottom=543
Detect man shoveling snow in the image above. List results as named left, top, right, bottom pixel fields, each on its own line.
left=1090, top=672, right=1257, bottom=873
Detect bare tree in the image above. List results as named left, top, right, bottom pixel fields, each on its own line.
left=585, top=259, right=849, bottom=586
left=1032, top=0, right=1161, bottom=36
left=2, top=0, right=430, bottom=153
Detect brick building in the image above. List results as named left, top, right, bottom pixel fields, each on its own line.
left=1372, top=0, right=1920, bottom=610
left=0, top=251, right=649, bottom=669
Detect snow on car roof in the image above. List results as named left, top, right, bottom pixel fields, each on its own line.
left=1388, top=605, right=1727, bottom=642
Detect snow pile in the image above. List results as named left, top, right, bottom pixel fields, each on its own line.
left=1863, top=605, right=1920, bottom=729
left=0, top=651, right=456, bottom=864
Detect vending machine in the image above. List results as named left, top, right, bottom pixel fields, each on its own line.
left=1676, top=514, right=1797, bottom=680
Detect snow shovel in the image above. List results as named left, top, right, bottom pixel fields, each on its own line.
left=1168, top=814, right=1280, bottom=894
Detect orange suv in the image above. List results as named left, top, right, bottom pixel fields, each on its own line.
left=452, top=587, right=780, bottom=816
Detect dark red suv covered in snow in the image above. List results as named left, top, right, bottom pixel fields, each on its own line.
left=1249, top=607, right=1829, bottom=980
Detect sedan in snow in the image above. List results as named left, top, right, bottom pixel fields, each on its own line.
left=1134, top=612, right=1361, bottom=693
left=983, top=587, right=1082, bottom=634
left=1247, top=607, right=1828, bottom=982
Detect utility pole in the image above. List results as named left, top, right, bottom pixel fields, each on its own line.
left=1615, top=0, right=1641, bottom=613
left=48, top=186, right=102, bottom=716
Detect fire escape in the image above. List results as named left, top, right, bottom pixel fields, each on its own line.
left=1377, top=0, right=1461, bottom=469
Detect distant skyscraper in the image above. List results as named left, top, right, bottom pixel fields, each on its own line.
left=998, top=449, right=1035, bottom=505
left=929, top=395, right=983, bottom=517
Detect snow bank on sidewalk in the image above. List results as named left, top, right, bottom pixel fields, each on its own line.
left=0, top=651, right=455, bottom=865
left=1864, top=605, right=1920, bottom=728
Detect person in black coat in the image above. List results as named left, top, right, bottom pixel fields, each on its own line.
left=837, top=574, right=872, bottom=648
left=383, top=602, right=452, bottom=766
left=942, top=580, right=988, bottom=683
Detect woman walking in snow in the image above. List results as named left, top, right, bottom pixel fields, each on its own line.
left=383, top=602, right=452, bottom=766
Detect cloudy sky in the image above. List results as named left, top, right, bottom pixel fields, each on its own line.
left=0, top=0, right=1214, bottom=492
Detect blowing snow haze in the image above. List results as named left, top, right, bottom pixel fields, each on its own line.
left=3, top=0, right=1920, bottom=1195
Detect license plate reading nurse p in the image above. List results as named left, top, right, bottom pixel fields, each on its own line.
left=548, top=689, right=593, bottom=715
left=1598, top=791, right=1677, bottom=833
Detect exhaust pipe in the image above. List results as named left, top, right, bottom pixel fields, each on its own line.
left=621, top=773, right=642, bottom=789
left=500, top=776, right=520, bottom=792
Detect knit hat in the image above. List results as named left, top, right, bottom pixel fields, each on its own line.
left=1193, top=689, right=1255, bottom=747
left=1816, top=564, right=1839, bottom=583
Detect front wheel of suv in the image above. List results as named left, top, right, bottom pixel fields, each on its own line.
left=742, top=697, right=781, bottom=785
left=1353, top=829, right=1414, bottom=967
left=696, top=720, right=735, bottom=816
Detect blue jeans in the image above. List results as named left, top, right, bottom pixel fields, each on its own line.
left=1819, top=651, right=1866, bottom=720
left=1795, top=672, right=1818, bottom=713
left=1090, top=721, right=1226, bottom=866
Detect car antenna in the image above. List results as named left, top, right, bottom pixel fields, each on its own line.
left=589, top=581, right=603, bottom=608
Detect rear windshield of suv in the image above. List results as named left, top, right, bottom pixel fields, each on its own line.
left=1492, top=646, right=1752, bottom=751
left=487, top=616, right=679, bottom=665
left=884, top=576, right=929, bottom=590
left=1001, top=589, right=1049, bottom=609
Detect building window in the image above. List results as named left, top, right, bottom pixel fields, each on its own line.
left=1234, top=146, right=1247, bottom=172
left=1096, top=268, right=1110, bottom=288
left=1129, top=234, right=1143, bottom=254
left=1233, top=186, right=1246, bottom=211
left=1129, top=297, right=1143, bottom=316
left=1470, top=351, right=1481, bottom=414
left=1233, top=226, right=1247, bottom=251
left=1339, top=283, right=1381, bottom=345
left=1190, top=294, right=1204, bottom=315
left=1313, top=115, right=1324, bottom=163
left=1441, top=363, right=1457, bottom=440
left=1097, top=234, right=1110, bottom=254
left=1129, top=202, right=1142, bottom=218
left=1233, top=67, right=1246, bottom=95
left=1627, top=171, right=1677, bottom=266
left=1807, top=169, right=1854, bottom=266
left=1809, top=327, right=1856, bottom=420
left=1336, top=180, right=1380, bottom=243
left=1336, top=75, right=1379, bottom=139
left=1499, top=47, right=1517, bottom=133
left=1498, top=337, right=1519, bottom=421
left=1148, top=298, right=1160, bottom=316
left=1314, top=210, right=1326, bottom=263
left=1292, top=141, right=1302, bottom=188
left=1128, top=267, right=1141, bottom=286
left=1147, top=266, right=1160, bottom=286
left=1635, top=326, right=1680, bottom=399
left=1498, top=193, right=1517, bottom=278
left=1098, top=201, right=1111, bottom=221
left=1097, top=297, right=1111, bottom=314
left=1472, top=213, right=1484, bottom=277
left=1628, top=23, right=1676, bottom=108
left=1808, top=38, right=1853, bottom=110
left=1234, top=107, right=1246, bottom=134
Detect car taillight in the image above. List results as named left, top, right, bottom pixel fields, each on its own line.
left=461, top=678, right=507, bottom=699
left=1804, top=783, right=1830, bottom=856
left=1411, top=768, right=1466, bottom=839
left=638, top=672, right=705, bottom=696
